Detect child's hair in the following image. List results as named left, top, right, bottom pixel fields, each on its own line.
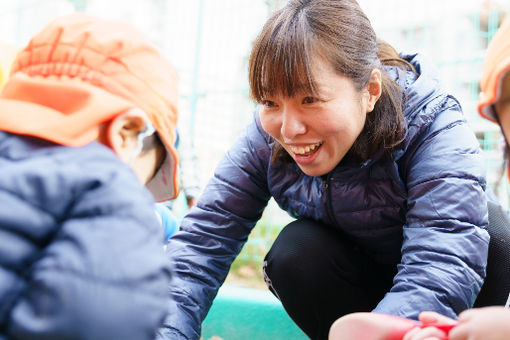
left=249, top=0, right=414, bottom=163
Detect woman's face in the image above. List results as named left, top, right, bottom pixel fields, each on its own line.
left=259, top=58, right=379, bottom=176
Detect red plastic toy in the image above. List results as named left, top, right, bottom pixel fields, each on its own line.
left=329, top=312, right=457, bottom=340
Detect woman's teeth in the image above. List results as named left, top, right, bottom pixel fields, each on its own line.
left=289, top=142, right=322, bottom=155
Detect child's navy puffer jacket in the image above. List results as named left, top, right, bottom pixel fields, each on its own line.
left=0, top=131, right=172, bottom=340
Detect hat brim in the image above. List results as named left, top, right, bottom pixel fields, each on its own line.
left=478, top=62, right=510, bottom=123
left=0, top=75, right=133, bottom=145
left=0, top=75, right=179, bottom=201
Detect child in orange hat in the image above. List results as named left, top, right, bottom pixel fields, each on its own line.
left=0, top=13, right=179, bottom=339
left=329, top=15, right=510, bottom=340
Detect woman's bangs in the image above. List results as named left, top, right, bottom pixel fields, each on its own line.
left=251, top=19, right=316, bottom=101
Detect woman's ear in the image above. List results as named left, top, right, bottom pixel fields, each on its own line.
left=107, top=108, right=147, bottom=163
left=365, top=69, right=382, bottom=113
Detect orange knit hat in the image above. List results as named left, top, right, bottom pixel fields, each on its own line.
left=0, top=14, right=179, bottom=201
left=478, top=16, right=510, bottom=122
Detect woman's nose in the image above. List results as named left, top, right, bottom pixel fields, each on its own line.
left=281, top=108, right=307, bottom=139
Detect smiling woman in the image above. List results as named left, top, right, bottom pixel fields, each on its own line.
left=256, top=59, right=381, bottom=176
left=249, top=4, right=410, bottom=169
left=159, top=1, right=495, bottom=340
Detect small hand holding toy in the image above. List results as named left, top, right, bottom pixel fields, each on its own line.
left=329, top=312, right=457, bottom=340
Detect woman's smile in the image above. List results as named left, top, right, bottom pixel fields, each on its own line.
left=287, top=142, right=323, bottom=164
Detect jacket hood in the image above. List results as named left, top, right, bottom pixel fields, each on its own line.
left=393, top=53, right=445, bottom=123
left=378, top=53, right=458, bottom=164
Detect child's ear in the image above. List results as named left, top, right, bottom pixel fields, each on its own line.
left=107, top=109, right=147, bottom=162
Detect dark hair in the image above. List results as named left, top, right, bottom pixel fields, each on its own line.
left=249, top=0, right=414, bottom=163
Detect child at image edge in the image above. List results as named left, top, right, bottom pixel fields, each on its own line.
left=0, top=14, right=179, bottom=340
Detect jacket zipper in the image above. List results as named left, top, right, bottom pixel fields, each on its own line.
left=324, top=173, right=338, bottom=226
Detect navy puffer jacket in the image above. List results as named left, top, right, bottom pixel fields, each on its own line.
left=158, top=54, right=489, bottom=340
left=0, top=132, right=172, bottom=340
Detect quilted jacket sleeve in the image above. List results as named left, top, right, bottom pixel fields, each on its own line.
left=373, top=95, right=490, bottom=319
left=4, top=146, right=172, bottom=340
left=157, top=114, right=272, bottom=340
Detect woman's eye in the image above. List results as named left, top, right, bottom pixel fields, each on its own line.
left=302, top=96, right=316, bottom=104
left=262, top=100, right=276, bottom=108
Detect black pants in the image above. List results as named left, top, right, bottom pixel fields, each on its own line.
left=263, top=219, right=397, bottom=340
left=474, top=200, right=510, bottom=307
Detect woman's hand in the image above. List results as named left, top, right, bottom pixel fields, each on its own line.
left=448, top=307, right=510, bottom=340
